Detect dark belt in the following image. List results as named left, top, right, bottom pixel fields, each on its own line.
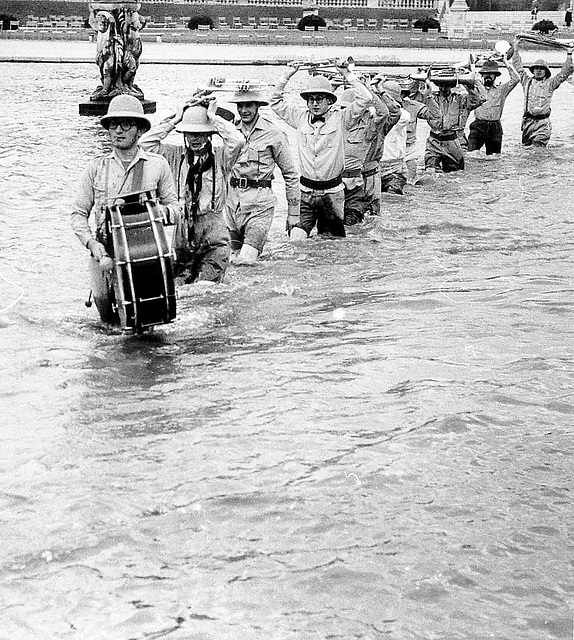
left=342, top=168, right=362, bottom=178
left=362, top=167, right=379, bottom=178
left=474, top=118, right=501, bottom=123
left=300, top=174, right=342, bottom=190
left=524, top=111, right=550, bottom=121
left=430, top=131, right=458, bottom=141
left=230, top=177, right=273, bottom=189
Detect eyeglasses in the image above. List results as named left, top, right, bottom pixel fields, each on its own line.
left=108, top=120, right=137, bottom=131
left=306, top=95, right=329, bottom=104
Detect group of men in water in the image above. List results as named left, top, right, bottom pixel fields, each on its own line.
left=71, top=33, right=574, bottom=314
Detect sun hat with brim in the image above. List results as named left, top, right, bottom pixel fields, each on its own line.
left=300, top=75, right=337, bottom=102
left=529, top=58, right=551, bottom=78
left=100, top=94, right=151, bottom=131
left=381, top=80, right=403, bottom=102
left=228, top=90, right=269, bottom=105
left=479, top=60, right=501, bottom=76
left=175, top=105, right=217, bottom=134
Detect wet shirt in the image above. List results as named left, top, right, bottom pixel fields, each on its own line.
left=473, top=70, right=520, bottom=121
left=364, top=95, right=401, bottom=165
left=232, top=115, right=300, bottom=209
left=270, top=73, right=372, bottom=192
left=512, top=49, right=573, bottom=116
left=71, top=147, right=179, bottom=248
left=380, top=107, right=411, bottom=177
left=425, top=85, right=486, bottom=135
left=139, top=114, right=244, bottom=220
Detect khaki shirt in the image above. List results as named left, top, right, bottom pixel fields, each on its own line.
left=71, top=147, right=179, bottom=248
left=512, top=49, right=573, bottom=117
left=473, top=68, right=520, bottom=121
left=425, top=85, right=486, bottom=135
left=270, top=73, right=372, bottom=193
left=232, top=114, right=300, bottom=209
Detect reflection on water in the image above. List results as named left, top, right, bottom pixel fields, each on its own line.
left=1, top=59, right=574, bottom=639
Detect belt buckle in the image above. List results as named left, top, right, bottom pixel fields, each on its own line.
left=237, top=177, right=248, bottom=189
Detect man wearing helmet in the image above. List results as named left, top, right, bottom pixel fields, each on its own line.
left=226, top=89, right=300, bottom=264
left=139, top=96, right=244, bottom=283
left=270, top=60, right=372, bottom=239
left=511, top=35, right=574, bottom=147
left=71, top=94, right=180, bottom=322
left=420, top=73, right=486, bottom=178
left=467, top=56, right=519, bottom=156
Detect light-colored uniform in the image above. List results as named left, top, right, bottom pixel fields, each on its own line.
left=227, top=114, right=299, bottom=252
left=380, top=107, right=411, bottom=195
left=512, top=49, right=573, bottom=146
left=402, top=97, right=428, bottom=183
left=140, top=114, right=244, bottom=282
left=71, top=146, right=180, bottom=320
left=270, top=73, right=371, bottom=237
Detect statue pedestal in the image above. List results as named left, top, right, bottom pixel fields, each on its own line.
left=79, top=98, right=156, bottom=116
left=445, top=0, right=470, bottom=38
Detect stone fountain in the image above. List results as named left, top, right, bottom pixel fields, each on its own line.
left=79, top=0, right=156, bottom=115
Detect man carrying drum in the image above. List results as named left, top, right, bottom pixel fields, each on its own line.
left=467, top=56, right=520, bottom=156
left=270, top=59, right=372, bottom=239
left=71, top=94, right=180, bottom=323
left=511, top=35, right=574, bottom=147
left=139, top=95, right=244, bottom=283
left=226, top=89, right=300, bottom=264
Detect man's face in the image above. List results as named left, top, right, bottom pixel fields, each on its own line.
left=236, top=101, right=260, bottom=125
left=438, top=84, right=452, bottom=96
left=482, top=72, right=496, bottom=87
left=107, top=119, right=141, bottom=151
left=184, top=131, right=210, bottom=153
left=306, top=93, right=333, bottom=118
left=532, top=67, right=547, bottom=81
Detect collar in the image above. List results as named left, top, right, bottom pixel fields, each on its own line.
left=111, top=146, right=148, bottom=169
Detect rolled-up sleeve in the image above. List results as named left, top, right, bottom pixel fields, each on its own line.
left=71, top=163, right=97, bottom=247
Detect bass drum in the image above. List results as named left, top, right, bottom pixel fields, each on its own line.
left=106, top=192, right=176, bottom=333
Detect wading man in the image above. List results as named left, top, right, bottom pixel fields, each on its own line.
left=226, top=89, right=300, bottom=264
left=467, top=57, right=520, bottom=156
left=71, top=94, right=179, bottom=323
left=139, top=95, right=244, bottom=283
left=270, top=60, right=372, bottom=239
left=512, top=35, right=573, bottom=147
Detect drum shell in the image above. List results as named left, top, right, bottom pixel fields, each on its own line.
left=109, top=200, right=176, bottom=332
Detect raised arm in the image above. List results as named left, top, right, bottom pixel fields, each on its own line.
left=549, top=47, right=574, bottom=90
left=270, top=64, right=307, bottom=128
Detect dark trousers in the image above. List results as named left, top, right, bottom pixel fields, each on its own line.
left=468, top=119, right=503, bottom=155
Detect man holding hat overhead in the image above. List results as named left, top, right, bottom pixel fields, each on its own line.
left=467, top=56, right=519, bottom=156
left=71, top=94, right=180, bottom=322
left=226, top=89, right=300, bottom=264
left=511, top=35, right=574, bottom=147
left=140, top=95, right=244, bottom=283
left=270, top=60, right=372, bottom=239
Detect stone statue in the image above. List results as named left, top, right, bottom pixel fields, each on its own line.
left=88, top=1, right=145, bottom=102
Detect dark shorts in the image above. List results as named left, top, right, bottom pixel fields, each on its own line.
left=468, top=119, right=503, bottom=155
left=298, top=190, right=346, bottom=237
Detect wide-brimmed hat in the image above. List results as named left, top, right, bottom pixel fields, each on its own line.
left=300, top=75, right=337, bottom=102
left=228, top=90, right=269, bottom=105
left=382, top=80, right=402, bottom=102
left=100, top=94, right=151, bottom=131
left=529, top=57, right=551, bottom=79
left=175, top=105, right=217, bottom=133
left=479, top=60, right=501, bottom=76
